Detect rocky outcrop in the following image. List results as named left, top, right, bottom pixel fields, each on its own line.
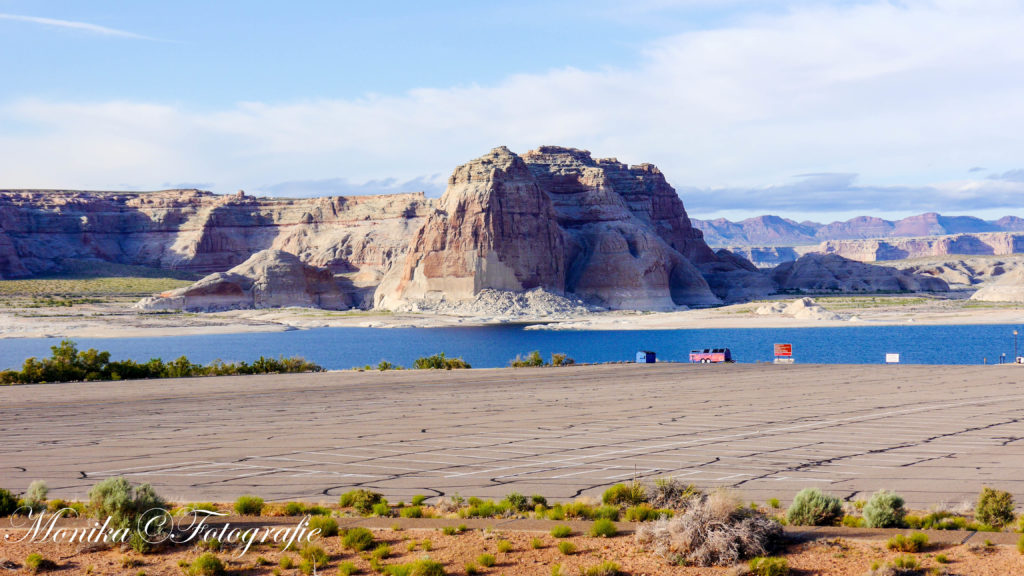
left=377, top=146, right=747, bottom=311
left=755, top=297, right=844, bottom=321
left=771, top=254, right=950, bottom=293
left=816, top=233, right=1024, bottom=262
left=0, top=189, right=429, bottom=306
left=135, top=250, right=350, bottom=311
left=969, top=268, right=1024, bottom=302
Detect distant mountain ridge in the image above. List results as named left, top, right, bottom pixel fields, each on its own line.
left=692, top=212, right=1024, bottom=246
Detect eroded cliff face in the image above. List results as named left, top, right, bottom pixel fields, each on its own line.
left=0, top=189, right=430, bottom=305
left=377, top=146, right=753, bottom=310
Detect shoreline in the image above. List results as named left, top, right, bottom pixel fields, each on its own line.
left=1, top=295, right=1023, bottom=339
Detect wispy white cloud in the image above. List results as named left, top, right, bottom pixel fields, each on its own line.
left=0, top=1, right=1023, bottom=220
left=0, top=13, right=157, bottom=40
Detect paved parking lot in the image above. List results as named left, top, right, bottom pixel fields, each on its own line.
left=3, top=363, right=1024, bottom=507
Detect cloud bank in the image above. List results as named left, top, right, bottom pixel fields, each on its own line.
left=2, top=1, right=1024, bottom=219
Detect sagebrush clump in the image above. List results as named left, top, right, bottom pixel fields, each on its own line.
left=785, top=488, right=842, bottom=526
left=413, top=353, right=470, bottom=370
left=975, top=487, right=1015, bottom=527
left=863, top=490, right=906, bottom=528
left=635, top=490, right=782, bottom=566
left=87, top=477, right=165, bottom=534
left=233, top=495, right=264, bottom=516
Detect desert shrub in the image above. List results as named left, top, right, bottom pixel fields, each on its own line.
left=841, top=515, right=864, bottom=528
left=546, top=505, right=566, bottom=520
left=531, top=537, right=544, bottom=549
left=550, top=353, right=575, bottom=367
left=307, top=515, right=339, bottom=537
left=602, top=482, right=648, bottom=506
left=338, top=561, right=358, bottom=575
left=413, top=353, right=470, bottom=370
left=918, top=510, right=967, bottom=531
left=557, top=541, right=577, bottom=555
left=339, top=489, right=383, bottom=515
left=0, top=488, right=17, bottom=516
left=298, top=545, right=329, bottom=575
left=862, top=490, right=905, bottom=528
left=442, top=526, right=458, bottom=535
left=767, top=498, right=781, bottom=509
left=496, top=539, right=512, bottom=553
left=531, top=494, right=548, bottom=507
left=188, top=553, right=225, bottom=576
left=24, top=553, right=55, bottom=574
left=936, top=553, right=950, bottom=563
left=580, top=561, right=620, bottom=576
left=786, top=488, right=842, bottom=526
left=891, top=554, right=919, bottom=570
left=378, top=361, right=404, bottom=371
left=510, top=351, right=544, bottom=367
left=372, top=501, right=391, bottom=516
left=411, top=494, right=427, bottom=506
left=976, top=487, right=1015, bottom=527
left=87, top=477, right=165, bottom=533
left=463, top=563, right=479, bottom=575
left=400, top=505, right=423, bottom=518
left=649, top=478, right=701, bottom=509
left=504, top=491, right=529, bottom=512
left=342, top=527, right=375, bottom=551
left=477, top=553, right=496, bottom=567
left=1018, top=534, right=1024, bottom=555
left=590, top=518, right=618, bottom=537
left=25, top=480, right=48, bottom=509
left=748, top=556, right=789, bottom=576
left=280, top=556, right=294, bottom=569
left=592, top=505, right=620, bottom=520
left=283, top=502, right=305, bottom=516
left=234, top=495, right=264, bottom=516
left=551, top=525, right=572, bottom=538
left=409, top=559, right=446, bottom=576
left=887, top=532, right=928, bottom=553
left=634, top=490, right=782, bottom=567
left=564, top=501, right=594, bottom=519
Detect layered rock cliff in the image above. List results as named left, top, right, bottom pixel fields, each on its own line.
left=0, top=189, right=430, bottom=306
left=377, top=146, right=748, bottom=310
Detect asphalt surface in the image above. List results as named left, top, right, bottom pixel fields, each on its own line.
left=2, top=364, right=1023, bottom=508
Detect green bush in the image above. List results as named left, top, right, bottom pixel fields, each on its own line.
left=510, top=351, right=545, bottom=367
left=550, top=525, right=572, bottom=538
left=400, top=505, right=423, bottom=518
left=748, top=556, right=789, bottom=576
left=477, top=553, right=496, bottom=567
left=496, top=539, right=512, bottom=553
left=862, top=490, right=905, bottom=528
left=592, top=505, right=620, bottom=521
left=887, top=532, right=928, bottom=553
left=550, top=353, right=575, bottom=367
left=579, top=561, right=619, bottom=576
left=589, top=518, right=618, bottom=538
left=557, top=541, right=577, bottom=555
left=0, top=488, right=17, bottom=517
left=531, top=537, right=544, bottom=549
left=767, top=498, right=781, bottom=509
left=413, top=353, right=470, bottom=370
left=411, top=494, right=427, bottom=506
left=890, top=555, right=918, bottom=570
left=602, top=482, right=647, bottom=506
left=409, top=559, right=446, bottom=576
left=531, top=494, right=548, bottom=507
left=372, top=501, right=391, bottom=516
left=1017, top=534, right=1024, bottom=555
left=234, top=495, right=264, bottom=516
left=339, top=489, right=383, bottom=515
left=338, top=561, right=358, bottom=576
left=785, top=488, right=842, bottom=526
left=307, top=515, right=339, bottom=537
left=25, top=480, right=48, bottom=510
left=283, top=502, right=305, bottom=516
left=976, top=487, right=1016, bottom=527
left=87, top=477, right=165, bottom=532
left=188, top=553, right=225, bottom=576
left=841, top=515, right=864, bottom=528
left=0, top=339, right=323, bottom=384
left=504, top=492, right=529, bottom=512
left=24, top=553, right=55, bottom=574
left=342, top=527, right=375, bottom=551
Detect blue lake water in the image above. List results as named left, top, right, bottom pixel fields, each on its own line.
left=0, top=323, right=1021, bottom=370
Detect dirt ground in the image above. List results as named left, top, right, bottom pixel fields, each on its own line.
left=2, top=524, right=1023, bottom=575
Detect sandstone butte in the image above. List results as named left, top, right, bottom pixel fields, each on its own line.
left=0, top=145, right=947, bottom=312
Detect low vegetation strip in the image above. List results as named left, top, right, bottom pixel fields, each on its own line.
left=0, top=339, right=323, bottom=385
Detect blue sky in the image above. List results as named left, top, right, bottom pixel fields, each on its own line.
left=1, top=0, right=1023, bottom=222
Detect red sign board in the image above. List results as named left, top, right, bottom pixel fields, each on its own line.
left=774, top=343, right=792, bottom=357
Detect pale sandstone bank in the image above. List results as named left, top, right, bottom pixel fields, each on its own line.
left=2, top=293, right=1023, bottom=339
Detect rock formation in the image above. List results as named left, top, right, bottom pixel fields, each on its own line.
left=135, top=250, right=350, bottom=311
left=377, top=146, right=752, bottom=310
left=755, top=297, right=844, bottom=321
left=969, top=268, right=1024, bottom=302
left=771, top=254, right=950, bottom=293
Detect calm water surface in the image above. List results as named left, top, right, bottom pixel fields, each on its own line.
left=0, top=324, right=1021, bottom=370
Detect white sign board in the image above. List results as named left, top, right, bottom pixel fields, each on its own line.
left=885, top=353, right=900, bottom=364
